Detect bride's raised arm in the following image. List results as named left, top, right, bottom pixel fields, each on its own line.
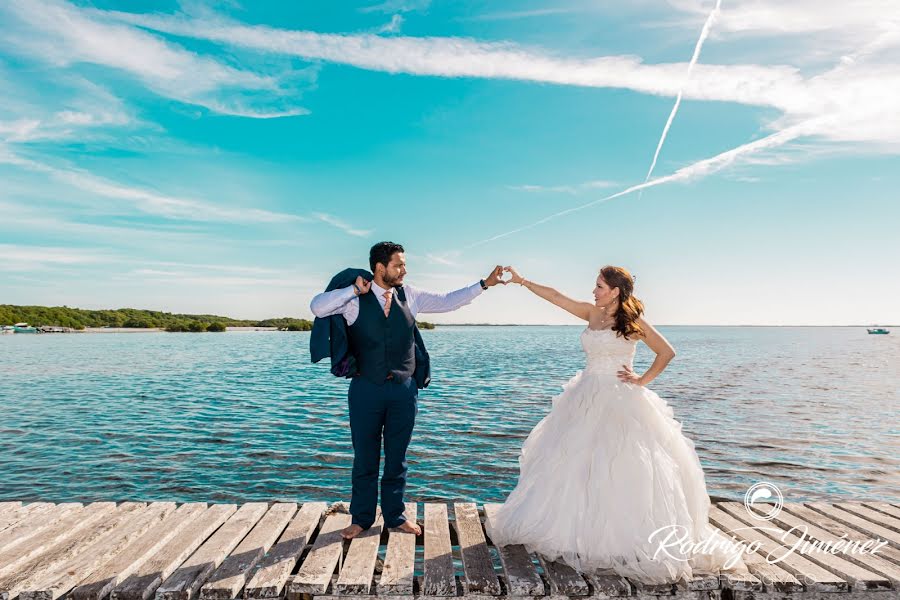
left=504, top=266, right=593, bottom=321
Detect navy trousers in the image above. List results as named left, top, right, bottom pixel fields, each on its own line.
left=347, top=374, right=418, bottom=529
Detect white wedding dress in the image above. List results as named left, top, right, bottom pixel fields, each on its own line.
left=484, top=327, right=749, bottom=584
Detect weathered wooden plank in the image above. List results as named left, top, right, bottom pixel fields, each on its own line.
left=538, top=556, right=590, bottom=596
left=835, top=502, right=900, bottom=536
left=0, top=504, right=20, bottom=522
left=452, top=503, right=500, bottom=595
left=110, top=504, right=236, bottom=600
left=584, top=570, right=633, bottom=597
left=782, top=502, right=900, bottom=568
left=481, top=503, right=543, bottom=596
left=156, top=502, right=268, bottom=600
left=731, top=591, right=898, bottom=600
left=198, top=503, right=296, bottom=600
left=0, top=502, right=56, bottom=537
left=0, top=503, right=78, bottom=553
left=708, top=506, right=803, bottom=593
left=14, top=503, right=146, bottom=580
left=0, top=502, right=55, bottom=536
left=244, top=502, right=326, bottom=599
left=378, top=502, right=418, bottom=596
left=286, top=511, right=351, bottom=596
left=334, top=507, right=383, bottom=594
left=19, top=503, right=176, bottom=600
left=0, top=502, right=128, bottom=600
left=863, top=501, right=900, bottom=522
left=72, top=503, right=208, bottom=600
left=719, top=501, right=890, bottom=592
left=0, top=502, right=116, bottom=582
left=805, top=502, right=900, bottom=551
left=712, top=504, right=847, bottom=592
left=762, top=502, right=900, bottom=588
left=421, top=503, right=455, bottom=596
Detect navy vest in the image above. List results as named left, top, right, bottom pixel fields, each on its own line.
left=347, top=287, right=416, bottom=384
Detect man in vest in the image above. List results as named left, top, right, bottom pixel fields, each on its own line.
left=310, top=241, right=506, bottom=539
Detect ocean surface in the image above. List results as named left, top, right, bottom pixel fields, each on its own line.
left=1, top=326, right=898, bottom=504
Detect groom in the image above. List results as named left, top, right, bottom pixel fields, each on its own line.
left=310, top=241, right=505, bottom=539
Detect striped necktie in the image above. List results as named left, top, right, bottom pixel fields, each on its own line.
left=382, top=290, right=393, bottom=317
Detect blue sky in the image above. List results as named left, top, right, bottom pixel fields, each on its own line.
left=1, top=0, right=898, bottom=325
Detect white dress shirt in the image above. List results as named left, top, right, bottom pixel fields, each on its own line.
left=310, top=279, right=484, bottom=325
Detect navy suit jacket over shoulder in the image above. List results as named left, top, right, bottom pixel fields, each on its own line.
left=309, top=267, right=432, bottom=388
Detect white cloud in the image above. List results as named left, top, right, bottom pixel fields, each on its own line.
left=667, top=0, right=900, bottom=39
left=508, top=179, right=618, bottom=194
left=0, top=244, right=115, bottom=271
left=461, top=8, right=578, bottom=22
left=378, top=14, right=405, bottom=34
left=466, top=117, right=832, bottom=249
left=0, top=199, right=222, bottom=248
left=0, top=65, right=147, bottom=145
left=425, top=253, right=459, bottom=266
left=643, top=0, right=721, bottom=186
left=660, top=1, right=900, bottom=70
left=0, top=147, right=306, bottom=224
left=0, top=0, right=309, bottom=119
left=94, top=6, right=900, bottom=150
left=131, top=268, right=313, bottom=288
left=99, top=10, right=803, bottom=109
left=313, top=212, right=374, bottom=237
left=359, top=0, right=430, bottom=14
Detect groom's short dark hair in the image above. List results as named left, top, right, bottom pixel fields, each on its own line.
left=370, top=241, right=404, bottom=272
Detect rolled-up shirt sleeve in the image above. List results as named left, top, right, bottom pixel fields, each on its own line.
left=310, top=285, right=357, bottom=318
left=407, top=282, right=484, bottom=314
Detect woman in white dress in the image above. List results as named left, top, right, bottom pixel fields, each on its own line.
left=484, top=265, right=749, bottom=584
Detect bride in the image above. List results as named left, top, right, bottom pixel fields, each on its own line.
left=484, top=265, right=749, bottom=584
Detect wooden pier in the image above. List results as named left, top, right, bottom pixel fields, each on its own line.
left=0, top=500, right=898, bottom=600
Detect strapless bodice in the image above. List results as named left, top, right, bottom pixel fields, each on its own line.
left=581, top=327, right=637, bottom=375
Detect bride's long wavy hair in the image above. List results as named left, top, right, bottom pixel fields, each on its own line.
left=600, top=265, right=645, bottom=340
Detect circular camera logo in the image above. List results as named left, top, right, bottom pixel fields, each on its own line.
left=744, top=482, right=783, bottom=521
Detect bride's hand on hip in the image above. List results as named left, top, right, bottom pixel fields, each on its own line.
left=617, top=365, right=644, bottom=385
left=503, top=266, right=525, bottom=285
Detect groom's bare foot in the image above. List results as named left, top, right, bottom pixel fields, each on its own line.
left=394, top=520, right=422, bottom=535
left=341, top=524, right=365, bottom=540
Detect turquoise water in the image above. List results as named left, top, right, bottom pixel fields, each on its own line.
left=1, top=326, right=898, bottom=504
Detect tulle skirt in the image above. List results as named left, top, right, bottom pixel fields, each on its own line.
left=484, top=369, right=749, bottom=584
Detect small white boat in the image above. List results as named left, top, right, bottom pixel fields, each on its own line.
left=13, top=322, right=38, bottom=333
left=867, top=327, right=890, bottom=335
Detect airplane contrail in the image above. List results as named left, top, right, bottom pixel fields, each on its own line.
left=642, top=0, right=722, bottom=192
left=461, top=117, right=825, bottom=250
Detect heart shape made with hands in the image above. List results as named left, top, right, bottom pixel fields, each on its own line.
left=498, top=267, right=516, bottom=284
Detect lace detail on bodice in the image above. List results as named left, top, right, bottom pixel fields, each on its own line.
left=581, top=327, right=637, bottom=375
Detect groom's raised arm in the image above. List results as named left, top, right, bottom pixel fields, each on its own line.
left=407, top=265, right=505, bottom=314
left=310, top=285, right=357, bottom=318
left=406, top=281, right=484, bottom=314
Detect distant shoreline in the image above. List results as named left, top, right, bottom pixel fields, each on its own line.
left=3, top=324, right=894, bottom=335
left=77, top=326, right=281, bottom=333
left=426, top=323, right=897, bottom=327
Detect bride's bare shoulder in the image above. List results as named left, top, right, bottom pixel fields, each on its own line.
left=636, top=317, right=676, bottom=355
left=636, top=316, right=654, bottom=334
